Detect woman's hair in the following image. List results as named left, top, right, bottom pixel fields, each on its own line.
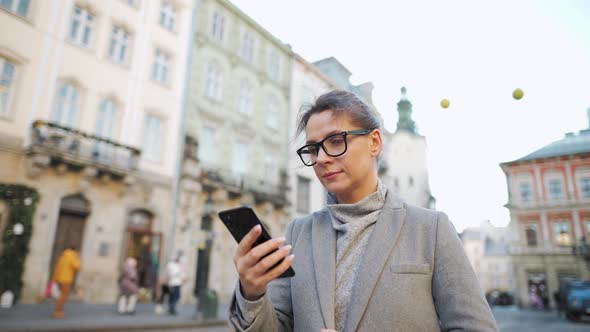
left=295, top=90, right=382, bottom=137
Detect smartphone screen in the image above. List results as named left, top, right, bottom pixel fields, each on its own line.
left=218, top=207, right=295, bottom=278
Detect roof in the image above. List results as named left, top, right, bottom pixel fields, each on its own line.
left=509, top=129, right=590, bottom=163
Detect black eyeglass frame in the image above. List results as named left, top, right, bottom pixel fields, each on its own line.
left=296, top=129, right=374, bottom=166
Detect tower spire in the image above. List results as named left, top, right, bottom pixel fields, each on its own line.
left=396, top=86, right=416, bottom=133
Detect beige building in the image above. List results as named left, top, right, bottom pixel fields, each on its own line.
left=186, top=0, right=293, bottom=303
left=0, top=0, right=198, bottom=303
left=500, top=109, right=590, bottom=308
left=461, top=221, right=516, bottom=295
left=287, top=55, right=336, bottom=218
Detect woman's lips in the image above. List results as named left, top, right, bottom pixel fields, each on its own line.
left=323, top=171, right=341, bottom=180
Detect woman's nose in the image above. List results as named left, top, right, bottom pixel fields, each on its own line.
left=315, top=146, right=331, bottom=164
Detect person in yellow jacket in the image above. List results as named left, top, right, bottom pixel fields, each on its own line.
left=52, top=246, right=81, bottom=318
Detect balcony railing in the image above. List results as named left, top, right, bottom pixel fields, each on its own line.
left=200, top=163, right=288, bottom=206
left=27, top=120, right=140, bottom=177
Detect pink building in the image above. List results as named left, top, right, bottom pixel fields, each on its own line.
left=500, top=109, right=590, bottom=308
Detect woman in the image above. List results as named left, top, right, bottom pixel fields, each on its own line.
left=52, top=246, right=80, bottom=318
left=229, top=90, right=497, bottom=331
left=118, top=257, right=139, bottom=315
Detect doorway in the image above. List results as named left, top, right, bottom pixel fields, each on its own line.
left=49, top=194, right=90, bottom=280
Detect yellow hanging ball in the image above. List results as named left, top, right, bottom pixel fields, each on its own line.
left=513, top=88, right=524, bottom=100
left=440, top=99, right=450, bottom=109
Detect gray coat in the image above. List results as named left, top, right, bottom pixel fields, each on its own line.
left=229, top=192, right=498, bottom=331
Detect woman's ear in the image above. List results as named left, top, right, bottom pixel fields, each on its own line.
left=369, top=129, right=383, bottom=157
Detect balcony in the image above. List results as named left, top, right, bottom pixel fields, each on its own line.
left=26, top=120, right=140, bottom=179
left=200, top=164, right=289, bottom=207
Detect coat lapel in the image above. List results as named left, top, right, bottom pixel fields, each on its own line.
left=343, top=193, right=406, bottom=332
left=311, top=210, right=337, bottom=329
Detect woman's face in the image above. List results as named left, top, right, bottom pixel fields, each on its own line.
left=304, top=110, right=382, bottom=204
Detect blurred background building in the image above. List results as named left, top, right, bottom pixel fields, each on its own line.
left=380, top=87, right=435, bottom=208
left=0, top=0, right=197, bottom=303
left=500, top=109, right=590, bottom=308
left=185, top=0, right=293, bottom=303
left=461, top=220, right=516, bottom=297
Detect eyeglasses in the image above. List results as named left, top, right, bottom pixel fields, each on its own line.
left=296, top=129, right=373, bottom=166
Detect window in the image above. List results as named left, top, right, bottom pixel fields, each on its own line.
left=266, top=95, right=279, bottom=129
left=232, top=140, right=248, bottom=174
left=548, top=179, right=563, bottom=200
left=152, top=48, right=170, bottom=84
left=204, top=62, right=222, bottom=100
left=552, top=221, right=571, bottom=246
left=198, top=126, right=215, bottom=164
left=297, top=176, right=311, bottom=214
left=524, top=224, right=538, bottom=247
left=210, top=10, right=225, bottom=42
left=142, top=114, right=163, bottom=162
left=108, top=25, right=131, bottom=64
left=0, top=0, right=30, bottom=17
left=69, top=6, right=94, bottom=47
left=240, top=32, right=255, bottom=63
left=159, top=1, right=176, bottom=31
left=519, top=182, right=533, bottom=202
left=0, top=58, right=16, bottom=117
left=52, top=82, right=80, bottom=127
left=123, top=0, right=140, bottom=8
left=96, top=98, right=117, bottom=139
left=268, top=49, right=280, bottom=80
left=580, top=177, right=590, bottom=199
left=408, top=176, right=414, bottom=187
left=264, top=155, right=277, bottom=184
left=238, top=79, right=252, bottom=115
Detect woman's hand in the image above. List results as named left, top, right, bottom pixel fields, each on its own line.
left=320, top=329, right=337, bottom=332
left=233, top=225, right=295, bottom=301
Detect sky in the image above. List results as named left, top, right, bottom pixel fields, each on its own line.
left=230, top=0, right=590, bottom=232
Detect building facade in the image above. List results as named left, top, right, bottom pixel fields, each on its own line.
left=500, top=109, right=590, bottom=307
left=286, top=54, right=336, bottom=219
left=186, top=0, right=293, bottom=303
left=461, top=220, right=516, bottom=295
left=0, top=0, right=198, bottom=303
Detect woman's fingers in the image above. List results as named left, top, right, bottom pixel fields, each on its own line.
left=243, top=236, right=285, bottom=267
left=234, top=225, right=261, bottom=262
left=262, top=253, right=295, bottom=283
left=255, top=244, right=292, bottom=273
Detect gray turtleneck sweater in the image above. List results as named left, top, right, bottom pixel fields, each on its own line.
left=327, top=180, right=387, bottom=331
left=234, top=180, right=387, bottom=331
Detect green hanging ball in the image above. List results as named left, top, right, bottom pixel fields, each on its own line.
left=440, top=99, right=450, bottom=109
left=513, top=88, right=524, bottom=100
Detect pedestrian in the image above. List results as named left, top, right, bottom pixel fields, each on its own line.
left=51, top=245, right=80, bottom=318
left=117, top=257, right=138, bottom=315
left=154, top=274, right=169, bottom=315
left=228, top=90, right=498, bottom=331
left=166, top=253, right=186, bottom=315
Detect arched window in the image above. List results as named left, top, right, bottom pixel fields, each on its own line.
left=204, top=62, right=222, bottom=100
left=53, top=82, right=81, bottom=127
left=266, top=95, right=279, bottom=129
left=238, top=79, right=252, bottom=115
left=96, top=98, right=118, bottom=139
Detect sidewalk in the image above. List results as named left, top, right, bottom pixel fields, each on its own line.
left=0, top=302, right=230, bottom=332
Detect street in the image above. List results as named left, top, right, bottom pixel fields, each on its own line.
left=149, top=307, right=590, bottom=332
left=492, top=306, right=590, bottom=332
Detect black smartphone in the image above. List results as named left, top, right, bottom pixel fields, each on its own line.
left=218, top=206, right=295, bottom=278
